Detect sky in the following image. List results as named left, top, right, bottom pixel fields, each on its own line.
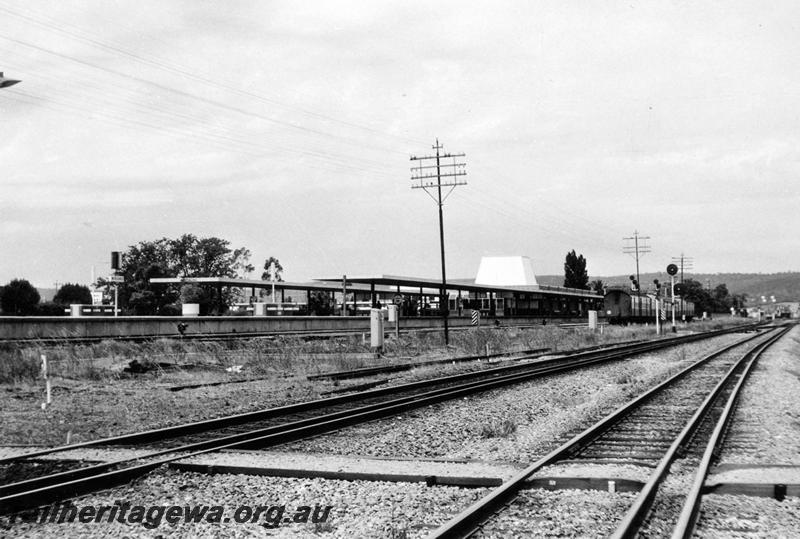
left=2, top=1, right=799, bottom=288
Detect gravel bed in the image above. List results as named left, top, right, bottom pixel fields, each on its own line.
left=475, top=488, right=637, bottom=538
left=2, top=467, right=488, bottom=538
left=0, top=350, right=547, bottom=448
left=181, top=450, right=521, bottom=480
left=717, top=324, right=800, bottom=465
left=0, top=446, right=157, bottom=462
left=279, top=335, right=744, bottom=464
left=694, top=494, right=800, bottom=538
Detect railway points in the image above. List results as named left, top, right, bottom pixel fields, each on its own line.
left=1, top=320, right=795, bottom=538
left=428, top=324, right=793, bottom=538
left=0, top=324, right=756, bottom=515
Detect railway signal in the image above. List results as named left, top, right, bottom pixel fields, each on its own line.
left=667, top=264, right=678, bottom=333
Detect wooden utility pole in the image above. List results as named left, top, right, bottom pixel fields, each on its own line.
left=623, top=231, right=651, bottom=292
left=410, top=139, right=466, bottom=346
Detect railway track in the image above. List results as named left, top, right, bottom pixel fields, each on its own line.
left=429, top=323, right=790, bottom=538
left=0, top=324, right=758, bottom=516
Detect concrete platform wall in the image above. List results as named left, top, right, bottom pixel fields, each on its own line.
left=0, top=315, right=577, bottom=340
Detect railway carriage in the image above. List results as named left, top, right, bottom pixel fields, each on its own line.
left=604, top=287, right=694, bottom=324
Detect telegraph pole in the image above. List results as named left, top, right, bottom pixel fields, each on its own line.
left=623, top=231, right=651, bottom=291
left=410, top=139, right=467, bottom=346
left=671, top=253, right=694, bottom=283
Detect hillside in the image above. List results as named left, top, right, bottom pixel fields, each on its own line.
left=538, top=272, right=800, bottom=303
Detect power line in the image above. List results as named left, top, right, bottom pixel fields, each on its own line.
left=0, top=33, right=412, bottom=161
left=0, top=2, right=427, bottom=148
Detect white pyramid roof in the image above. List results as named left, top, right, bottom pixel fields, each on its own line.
left=474, top=256, right=538, bottom=286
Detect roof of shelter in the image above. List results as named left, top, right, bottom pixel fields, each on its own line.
left=148, top=277, right=390, bottom=293
left=149, top=275, right=600, bottom=299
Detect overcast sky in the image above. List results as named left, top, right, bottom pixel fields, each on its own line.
left=2, top=1, right=799, bottom=288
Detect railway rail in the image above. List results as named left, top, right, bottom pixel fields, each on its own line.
left=0, top=324, right=759, bottom=516
left=429, top=323, right=790, bottom=538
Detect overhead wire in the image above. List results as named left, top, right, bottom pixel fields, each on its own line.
left=0, top=2, right=427, bottom=149
left=0, top=50, right=400, bottom=177
left=0, top=32, right=414, bottom=164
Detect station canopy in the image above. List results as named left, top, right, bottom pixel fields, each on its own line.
left=148, top=277, right=392, bottom=294
left=151, top=270, right=600, bottom=300
left=314, top=274, right=599, bottom=298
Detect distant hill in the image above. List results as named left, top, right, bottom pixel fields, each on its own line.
left=538, top=272, right=800, bottom=304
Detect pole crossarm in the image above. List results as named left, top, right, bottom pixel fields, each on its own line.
left=622, top=230, right=651, bottom=293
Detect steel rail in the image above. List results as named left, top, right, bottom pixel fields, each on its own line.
left=608, top=325, right=790, bottom=538
left=1, top=324, right=751, bottom=465
left=0, top=336, right=713, bottom=509
left=0, top=326, right=760, bottom=515
left=668, top=326, right=782, bottom=538
left=427, top=326, right=783, bottom=538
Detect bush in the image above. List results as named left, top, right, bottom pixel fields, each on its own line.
left=1, top=279, right=40, bottom=315
left=159, top=304, right=182, bottom=316
left=53, top=283, right=92, bottom=305
left=479, top=418, right=518, bottom=438
left=36, top=302, right=68, bottom=316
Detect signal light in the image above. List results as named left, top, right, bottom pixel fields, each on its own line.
left=111, top=251, right=120, bottom=270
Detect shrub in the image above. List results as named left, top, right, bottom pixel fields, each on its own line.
left=479, top=418, right=518, bottom=438
left=1, top=279, right=40, bottom=315
left=36, top=302, right=68, bottom=316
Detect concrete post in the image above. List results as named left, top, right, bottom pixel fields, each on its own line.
left=588, top=310, right=598, bottom=330
left=370, top=308, right=384, bottom=353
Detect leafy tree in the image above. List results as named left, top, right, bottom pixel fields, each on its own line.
left=53, top=283, right=93, bottom=305
left=731, top=293, right=748, bottom=310
left=563, top=250, right=589, bottom=289
left=180, top=284, right=213, bottom=315
left=37, top=301, right=67, bottom=316
left=1, top=279, right=41, bottom=315
left=308, top=291, right=335, bottom=315
left=261, top=257, right=284, bottom=282
left=97, top=234, right=254, bottom=315
left=590, top=279, right=605, bottom=294
left=682, top=279, right=714, bottom=314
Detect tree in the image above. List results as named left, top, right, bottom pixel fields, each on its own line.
left=308, top=291, right=335, bottom=315
left=590, top=279, right=605, bottom=294
left=682, top=278, right=714, bottom=314
left=53, top=283, right=93, bottom=305
left=1, top=279, right=41, bottom=315
left=97, top=234, right=254, bottom=315
left=712, top=283, right=732, bottom=312
left=563, top=250, right=589, bottom=289
left=180, top=284, right=213, bottom=315
left=261, top=257, right=284, bottom=282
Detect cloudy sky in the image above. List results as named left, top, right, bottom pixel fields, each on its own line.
left=2, top=1, right=799, bottom=288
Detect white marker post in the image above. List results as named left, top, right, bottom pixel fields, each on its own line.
left=41, top=354, right=51, bottom=409
left=671, top=275, right=676, bottom=332
left=655, top=298, right=661, bottom=335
